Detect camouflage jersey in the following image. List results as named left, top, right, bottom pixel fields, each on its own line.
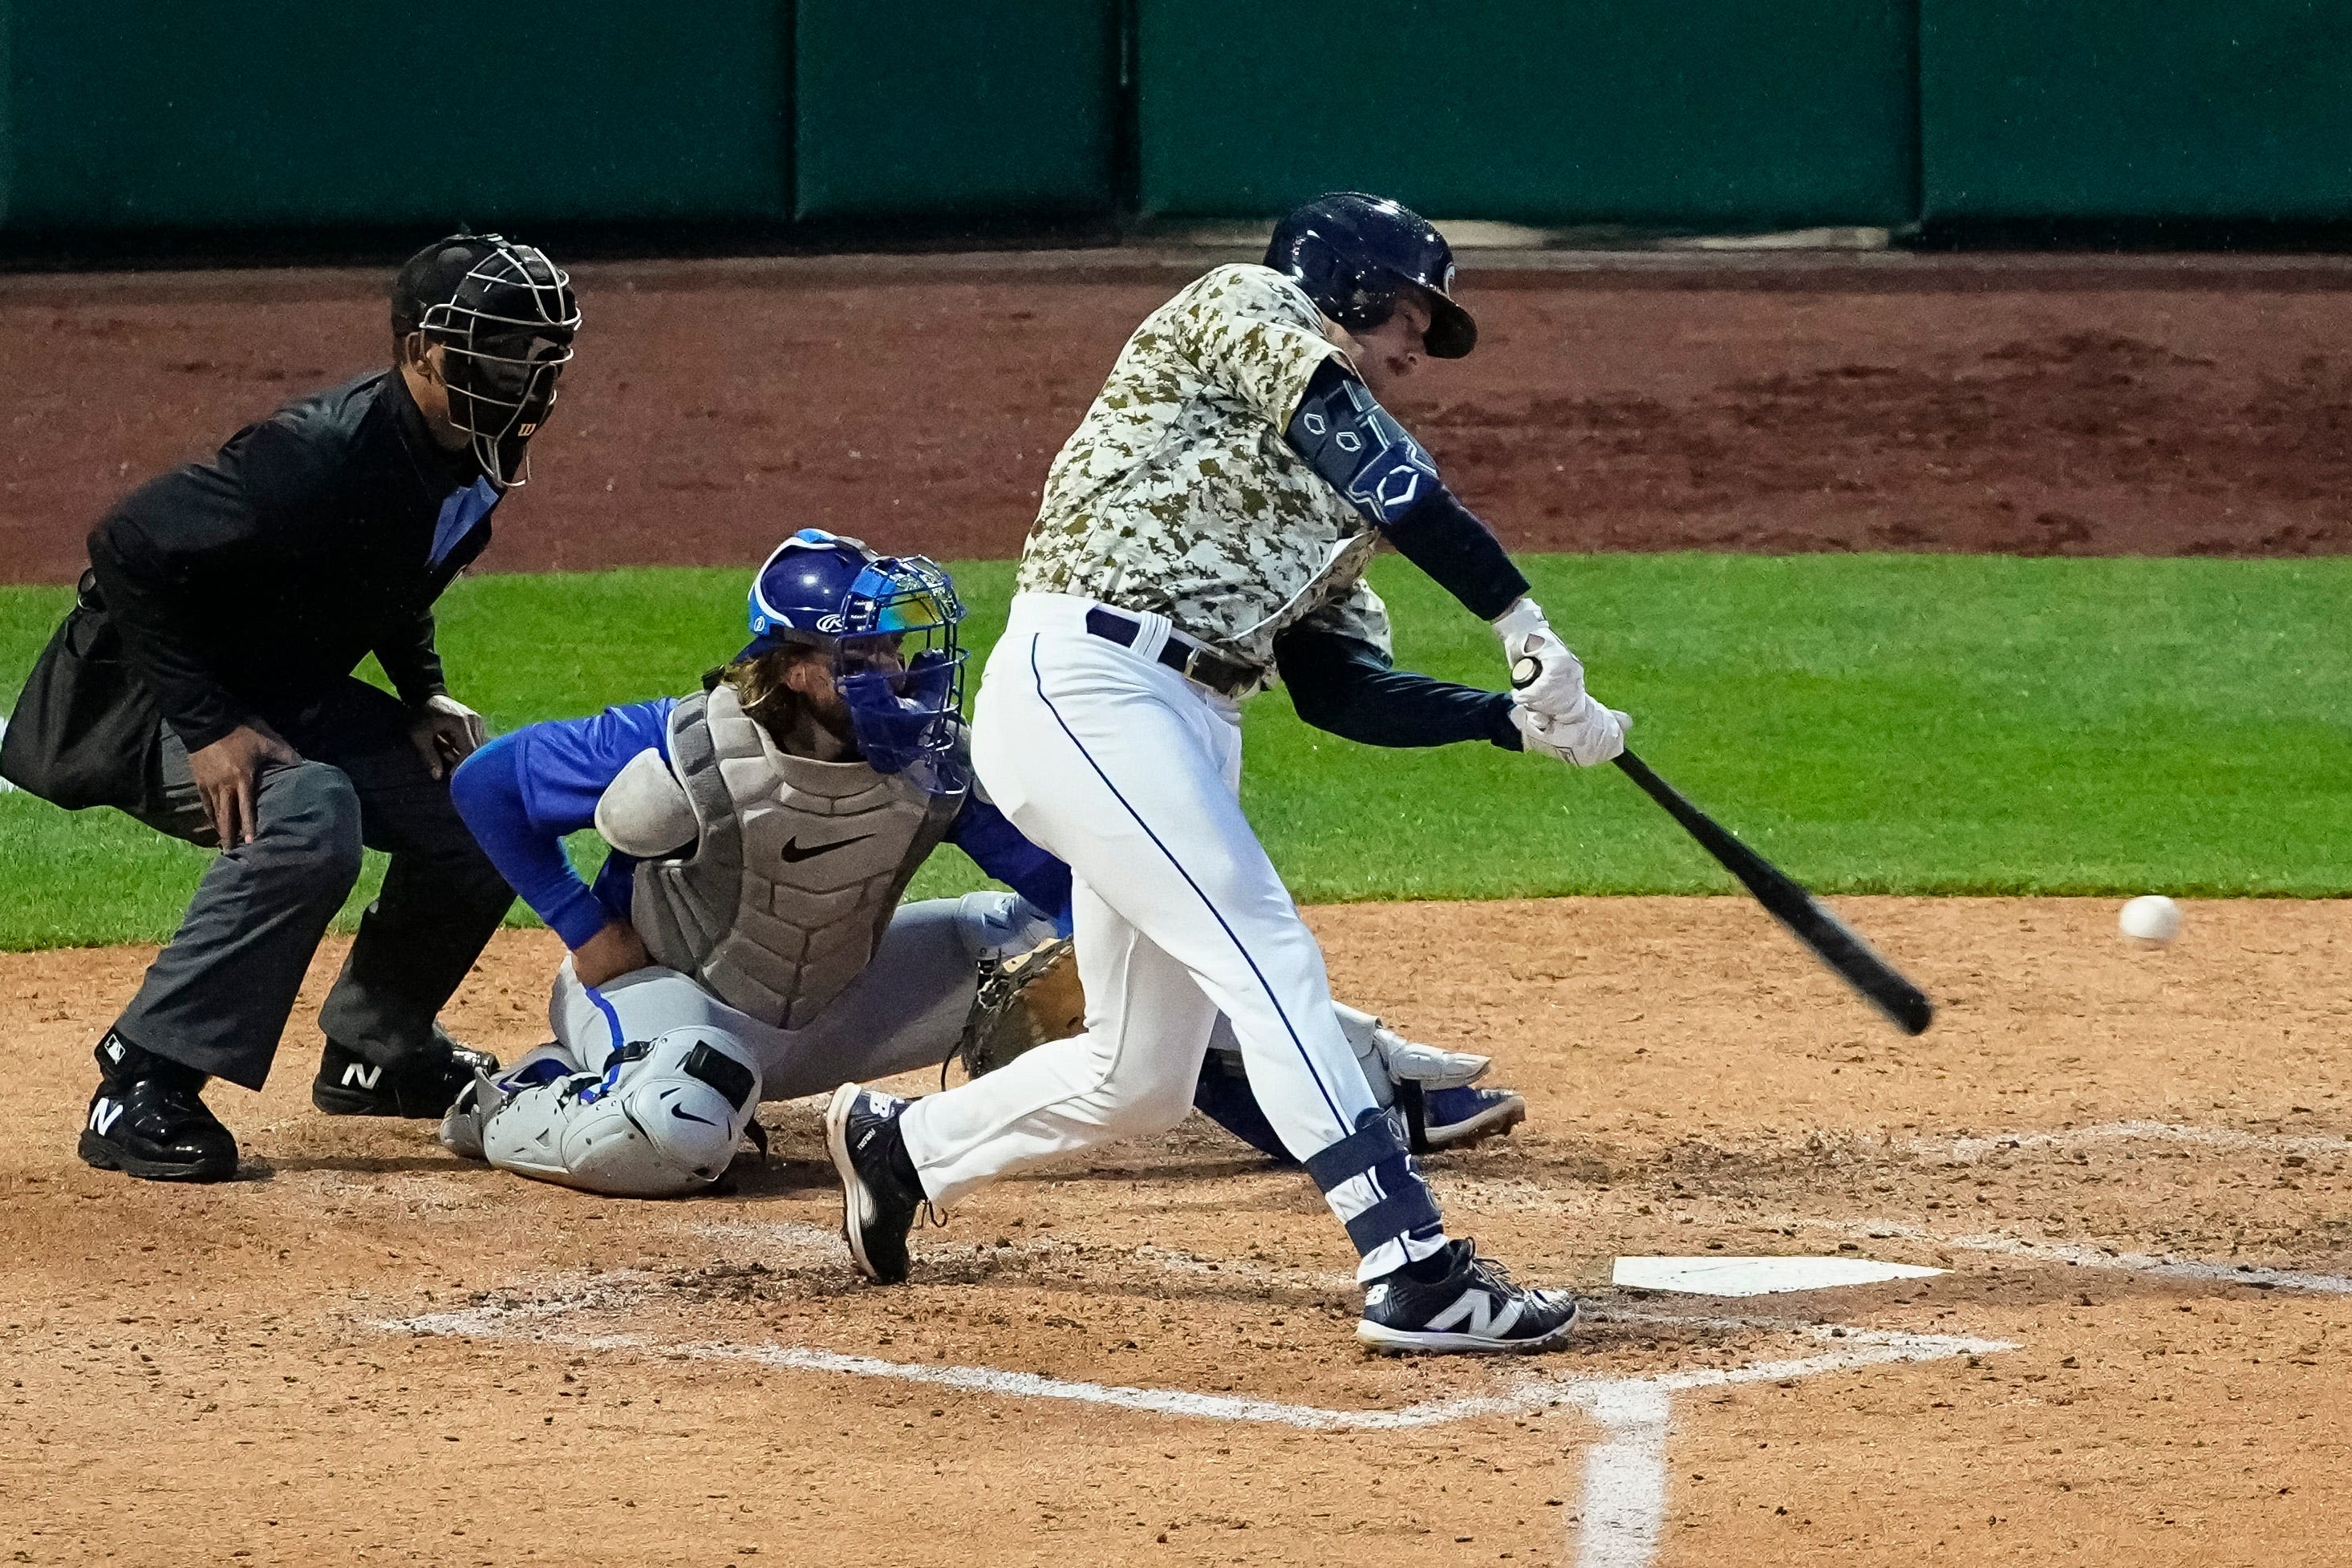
left=1015, top=263, right=1393, bottom=684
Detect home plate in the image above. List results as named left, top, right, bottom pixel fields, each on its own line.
left=1612, top=1254, right=1944, bottom=1297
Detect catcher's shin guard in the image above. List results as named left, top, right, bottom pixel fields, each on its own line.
left=439, top=1042, right=579, bottom=1161
left=479, top=1027, right=761, bottom=1197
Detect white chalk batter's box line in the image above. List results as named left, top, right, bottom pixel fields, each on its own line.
left=1905, top=1119, right=2352, bottom=1165
left=1785, top=1215, right=2352, bottom=1295
left=371, top=1273, right=2010, bottom=1568
left=378, top=1289, right=2008, bottom=1432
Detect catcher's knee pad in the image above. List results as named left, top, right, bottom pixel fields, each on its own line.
left=481, top=1027, right=761, bottom=1197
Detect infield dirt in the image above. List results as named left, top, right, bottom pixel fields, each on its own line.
left=6, top=255, right=2352, bottom=583
left=5, top=896, right=2346, bottom=1566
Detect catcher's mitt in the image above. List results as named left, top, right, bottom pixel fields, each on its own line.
left=955, top=938, right=1085, bottom=1080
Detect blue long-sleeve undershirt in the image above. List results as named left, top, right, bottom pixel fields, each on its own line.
left=450, top=699, right=676, bottom=948
left=449, top=697, right=1072, bottom=949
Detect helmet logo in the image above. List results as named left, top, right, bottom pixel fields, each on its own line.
left=816, top=613, right=847, bottom=634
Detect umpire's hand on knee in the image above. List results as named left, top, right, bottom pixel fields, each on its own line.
left=408, top=693, right=488, bottom=781
left=189, top=723, right=302, bottom=847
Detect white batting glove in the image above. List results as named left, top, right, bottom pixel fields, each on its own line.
left=1491, top=598, right=1587, bottom=721
left=1511, top=696, right=1632, bottom=768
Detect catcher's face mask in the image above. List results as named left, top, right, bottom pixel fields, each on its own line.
left=830, top=557, right=968, bottom=796
left=420, top=238, right=581, bottom=487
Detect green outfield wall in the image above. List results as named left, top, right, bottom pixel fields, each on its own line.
left=0, top=2, right=792, bottom=230
left=793, top=0, right=1117, bottom=219
left=1, top=2, right=2346, bottom=242
left=1133, top=0, right=1918, bottom=227
left=1920, top=0, right=2352, bottom=222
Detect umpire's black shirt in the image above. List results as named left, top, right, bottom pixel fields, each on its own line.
left=87, top=369, right=496, bottom=752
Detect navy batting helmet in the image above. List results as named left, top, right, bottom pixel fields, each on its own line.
left=744, top=529, right=967, bottom=793
left=1263, top=192, right=1475, bottom=359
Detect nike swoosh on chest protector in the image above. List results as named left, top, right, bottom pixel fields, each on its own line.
left=778, top=833, right=876, bottom=864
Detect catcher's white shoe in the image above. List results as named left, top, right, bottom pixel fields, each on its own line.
left=1417, top=1085, right=1528, bottom=1150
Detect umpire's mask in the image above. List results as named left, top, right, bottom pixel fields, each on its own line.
left=408, top=235, right=581, bottom=487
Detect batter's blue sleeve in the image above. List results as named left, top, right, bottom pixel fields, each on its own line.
left=1274, top=626, right=1522, bottom=751
left=945, top=795, right=1073, bottom=919
left=450, top=698, right=676, bottom=949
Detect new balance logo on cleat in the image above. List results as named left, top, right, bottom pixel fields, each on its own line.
left=88, top=1098, right=124, bottom=1136
left=314, top=1034, right=499, bottom=1119
left=1426, top=1286, right=1523, bottom=1339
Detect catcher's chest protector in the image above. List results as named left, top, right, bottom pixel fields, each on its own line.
left=631, top=687, right=963, bottom=1028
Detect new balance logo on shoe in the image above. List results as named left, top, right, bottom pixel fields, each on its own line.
left=341, top=1064, right=383, bottom=1091
left=89, top=1098, right=124, bottom=1136
left=1427, top=1286, right=1523, bottom=1339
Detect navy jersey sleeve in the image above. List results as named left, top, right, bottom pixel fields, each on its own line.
left=945, top=795, right=1073, bottom=918
left=449, top=698, right=675, bottom=947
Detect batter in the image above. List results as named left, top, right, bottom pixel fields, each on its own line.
left=829, top=194, right=1628, bottom=1353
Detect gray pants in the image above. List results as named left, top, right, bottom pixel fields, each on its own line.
left=114, top=679, right=514, bottom=1090
left=548, top=896, right=991, bottom=1099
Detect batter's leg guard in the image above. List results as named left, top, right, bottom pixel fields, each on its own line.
left=479, top=1027, right=762, bottom=1197
left=1302, top=1107, right=1446, bottom=1264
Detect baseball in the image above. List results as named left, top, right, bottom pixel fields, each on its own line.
left=2119, top=894, right=2181, bottom=948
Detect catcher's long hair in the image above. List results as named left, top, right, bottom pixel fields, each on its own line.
left=713, top=645, right=828, bottom=749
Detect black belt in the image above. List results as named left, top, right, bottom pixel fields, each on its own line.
left=1083, top=608, right=1259, bottom=697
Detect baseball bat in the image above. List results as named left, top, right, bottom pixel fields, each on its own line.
left=1611, top=749, right=1934, bottom=1035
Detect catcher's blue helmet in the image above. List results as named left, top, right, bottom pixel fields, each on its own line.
left=1263, top=192, right=1475, bottom=359
left=744, top=529, right=967, bottom=792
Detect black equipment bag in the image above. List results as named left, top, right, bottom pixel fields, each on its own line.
left=0, top=572, right=160, bottom=812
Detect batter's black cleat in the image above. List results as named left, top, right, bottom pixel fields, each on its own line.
left=1356, top=1239, right=1579, bottom=1355
left=313, top=1026, right=500, bottom=1118
left=79, top=1031, right=239, bottom=1183
left=825, top=1084, right=927, bottom=1285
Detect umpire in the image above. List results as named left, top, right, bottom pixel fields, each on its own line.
left=0, top=233, right=582, bottom=1182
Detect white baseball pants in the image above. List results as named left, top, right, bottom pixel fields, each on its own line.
left=898, top=594, right=1448, bottom=1280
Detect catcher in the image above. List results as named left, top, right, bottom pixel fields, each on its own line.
left=437, top=530, right=1521, bottom=1197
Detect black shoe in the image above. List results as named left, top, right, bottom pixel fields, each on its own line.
left=313, top=1027, right=500, bottom=1118
left=825, top=1084, right=926, bottom=1284
left=1356, top=1239, right=1579, bottom=1355
left=79, top=1031, right=238, bottom=1182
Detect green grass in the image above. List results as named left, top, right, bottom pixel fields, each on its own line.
left=6, top=554, right=2351, bottom=950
